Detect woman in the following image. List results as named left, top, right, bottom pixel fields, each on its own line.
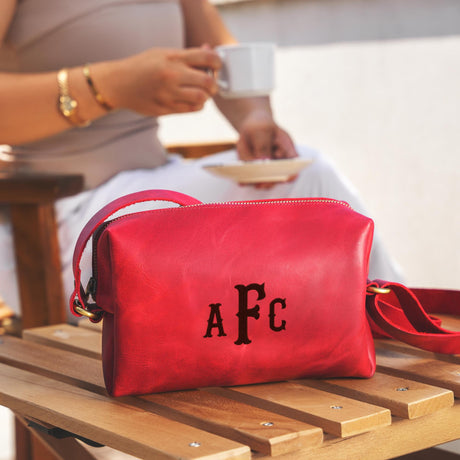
left=0, top=0, right=402, bottom=317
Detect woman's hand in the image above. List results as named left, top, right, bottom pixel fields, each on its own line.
left=94, top=47, right=221, bottom=117
left=236, top=110, right=297, bottom=161
left=235, top=109, right=298, bottom=188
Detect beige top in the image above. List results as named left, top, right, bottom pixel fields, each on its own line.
left=0, top=0, right=185, bottom=188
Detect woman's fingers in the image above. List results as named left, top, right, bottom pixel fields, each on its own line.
left=154, top=48, right=220, bottom=109
left=108, top=47, right=222, bottom=116
left=273, top=128, right=298, bottom=159
left=176, top=66, right=218, bottom=95
left=248, top=129, right=274, bottom=159
left=178, top=47, right=221, bottom=72
left=172, top=87, right=209, bottom=111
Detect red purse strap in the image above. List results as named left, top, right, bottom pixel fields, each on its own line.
left=366, top=280, right=460, bottom=354
left=70, top=189, right=202, bottom=320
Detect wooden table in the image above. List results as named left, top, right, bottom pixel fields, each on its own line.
left=0, top=316, right=459, bottom=460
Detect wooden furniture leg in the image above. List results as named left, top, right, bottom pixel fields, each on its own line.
left=15, top=417, right=57, bottom=460
left=15, top=418, right=32, bottom=460
left=16, top=416, right=98, bottom=460
left=0, top=174, right=84, bottom=330
left=10, top=202, right=66, bottom=329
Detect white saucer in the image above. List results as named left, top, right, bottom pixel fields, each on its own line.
left=203, top=157, right=312, bottom=184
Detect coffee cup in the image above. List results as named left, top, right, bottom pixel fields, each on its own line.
left=215, top=42, right=275, bottom=98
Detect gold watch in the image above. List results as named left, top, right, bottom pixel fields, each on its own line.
left=57, top=68, right=91, bottom=127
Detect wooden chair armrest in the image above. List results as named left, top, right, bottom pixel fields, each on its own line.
left=0, top=139, right=235, bottom=205
left=0, top=173, right=84, bottom=204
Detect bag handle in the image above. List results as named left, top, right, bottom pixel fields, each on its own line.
left=366, top=280, right=460, bottom=354
left=70, top=189, right=202, bottom=321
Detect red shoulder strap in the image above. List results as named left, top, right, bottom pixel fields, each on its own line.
left=366, top=280, right=460, bottom=354
left=70, top=189, right=202, bottom=321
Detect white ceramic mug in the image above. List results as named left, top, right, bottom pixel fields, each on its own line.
left=215, top=42, right=275, bottom=98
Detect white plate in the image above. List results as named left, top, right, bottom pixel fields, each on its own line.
left=203, top=157, right=312, bottom=184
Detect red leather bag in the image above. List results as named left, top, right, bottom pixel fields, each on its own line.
left=71, top=189, right=460, bottom=397
left=71, top=190, right=376, bottom=396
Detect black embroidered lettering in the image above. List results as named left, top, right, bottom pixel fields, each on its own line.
left=234, top=283, right=264, bottom=345
left=203, top=303, right=227, bottom=338
left=269, top=298, right=286, bottom=332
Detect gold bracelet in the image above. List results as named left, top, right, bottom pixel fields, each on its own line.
left=83, top=64, right=114, bottom=111
left=57, top=68, right=91, bottom=127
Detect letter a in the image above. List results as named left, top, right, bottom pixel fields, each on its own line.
left=203, top=303, right=227, bottom=338
left=234, top=283, right=265, bottom=345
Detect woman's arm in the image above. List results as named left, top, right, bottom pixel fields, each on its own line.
left=0, top=0, right=220, bottom=145
left=180, top=0, right=268, bottom=132
left=179, top=0, right=236, bottom=48
left=0, top=49, right=220, bottom=145
left=0, top=69, right=107, bottom=145
left=0, top=0, right=99, bottom=143
left=180, top=0, right=296, bottom=160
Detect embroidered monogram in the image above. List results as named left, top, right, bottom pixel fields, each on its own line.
left=203, top=283, right=286, bottom=344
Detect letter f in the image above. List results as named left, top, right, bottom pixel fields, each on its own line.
left=234, top=283, right=265, bottom=345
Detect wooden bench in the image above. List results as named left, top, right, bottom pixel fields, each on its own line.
left=0, top=314, right=459, bottom=459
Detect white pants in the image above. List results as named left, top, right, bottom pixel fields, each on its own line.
left=0, top=146, right=404, bottom=318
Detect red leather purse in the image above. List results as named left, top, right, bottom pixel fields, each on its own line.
left=70, top=189, right=460, bottom=397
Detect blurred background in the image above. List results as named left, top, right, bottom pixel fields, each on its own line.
left=1, top=0, right=460, bottom=458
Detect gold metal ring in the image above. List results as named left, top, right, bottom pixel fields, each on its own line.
left=367, top=286, right=392, bottom=295
left=74, top=304, right=99, bottom=320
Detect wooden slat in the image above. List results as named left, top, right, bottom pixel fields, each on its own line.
left=298, top=372, right=454, bottom=419
left=23, top=324, right=101, bottom=359
left=0, top=335, right=322, bottom=456
left=376, top=339, right=460, bottom=364
left=0, top=335, right=103, bottom=393
left=142, top=390, right=322, bottom=457
left=0, top=363, right=250, bottom=460
left=255, top=401, right=460, bottom=460
left=376, top=348, right=460, bottom=397
left=210, top=382, right=391, bottom=438
left=77, top=319, right=103, bottom=332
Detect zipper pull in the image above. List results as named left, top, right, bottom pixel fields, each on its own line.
left=85, top=276, right=97, bottom=299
